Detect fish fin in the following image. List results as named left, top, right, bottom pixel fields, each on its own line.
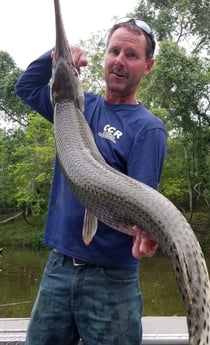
left=82, top=209, right=98, bottom=245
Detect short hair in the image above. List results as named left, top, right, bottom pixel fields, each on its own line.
left=106, top=20, right=155, bottom=60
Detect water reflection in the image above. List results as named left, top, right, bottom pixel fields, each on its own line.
left=0, top=248, right=209, bottom=318
left=0, top=248, right=49, bottom=318
left=140, top=249, right=210, bottom=316
left=140, top=254, right=184, bottom=316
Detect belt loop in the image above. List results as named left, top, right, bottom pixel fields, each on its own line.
left=53, top=249, right=65, bottom=265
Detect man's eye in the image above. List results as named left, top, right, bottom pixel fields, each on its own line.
left=110, top=48, right=119, bottom=56
left=126, top=52, right=137, bottom=58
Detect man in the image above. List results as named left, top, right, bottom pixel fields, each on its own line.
left=16, top=18, right=167, bottom=345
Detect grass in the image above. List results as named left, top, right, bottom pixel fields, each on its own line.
left=188, top=210, right=210, bottom=249
left=0, top=211, right=209, bottom=250
left=0, top=215, right=46, bottom=249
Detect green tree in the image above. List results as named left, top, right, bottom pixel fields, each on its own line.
left=141, top=42, right=210, bottom=212
left=80, top=32, right=106, bottom=93
left=0, top=51, right=29, bottom=126
left=1, top=0, right=210, bottom=217
left=159, top=138, right=188, bottom=207
left=0, top=127, right=25, bottom=213
left=131, top=0, right=210, bottom=54
left=0, top=115, right=54, bottom=215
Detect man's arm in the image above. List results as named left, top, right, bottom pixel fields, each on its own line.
left=15, top=47, right=87, bottom=122
left=15, top=50, right=54, bottom=122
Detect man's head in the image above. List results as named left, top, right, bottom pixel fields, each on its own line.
left=104, top=18, right=155, bottom=104
left=106, top=18, right=156, bottom=60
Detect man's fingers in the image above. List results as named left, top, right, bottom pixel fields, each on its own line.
left=132, top=226, right=158, bottom=259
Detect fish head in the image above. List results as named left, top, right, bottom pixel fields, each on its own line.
left=51, top=0, right=84, bottom=112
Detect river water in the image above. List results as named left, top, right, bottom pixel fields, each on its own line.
left=0, top=248, right=209, bottom=318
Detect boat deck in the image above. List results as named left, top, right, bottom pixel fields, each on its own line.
left=0, top=316, right=189, bottom=344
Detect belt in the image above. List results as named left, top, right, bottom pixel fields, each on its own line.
left=72, top=257, right=89, bottom=266
left=53, top=249, right=92, bottom=267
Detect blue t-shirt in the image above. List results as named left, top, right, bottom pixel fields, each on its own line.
left=15, top=51, right=167, bottom=270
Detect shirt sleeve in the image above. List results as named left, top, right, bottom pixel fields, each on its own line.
left=127, top=127, right=167, bottom=190
left=15, top=50, right=54, bottom=122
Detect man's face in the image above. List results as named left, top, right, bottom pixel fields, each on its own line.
left=104, top=27, right=154, bottom=101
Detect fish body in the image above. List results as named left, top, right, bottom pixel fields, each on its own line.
left=52, top=1, right=210, bottom=344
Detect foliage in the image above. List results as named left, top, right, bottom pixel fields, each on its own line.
left=138, top=41, right=210, bottom=211
left=0, top=115, right=54, bottom=214
left=0, top=51, right=30, bottom=126
left=80, top=31, right=106, bottom=93
left=159, top=139, right=188, bottom=204
left=0, top=0, right=210, bottom=218
left=130, top=0, right=210, bottom=54
left=1, top=210, right=209, bottom=249
left=0, top=215, right=46, bottom=248
left=140, top=42, right=209, bottom=129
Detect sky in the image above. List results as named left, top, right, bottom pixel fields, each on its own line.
left=0, top=0, right=138, bottom=69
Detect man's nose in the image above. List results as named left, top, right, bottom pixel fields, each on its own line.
left=114, top=52, right=125, bottom=65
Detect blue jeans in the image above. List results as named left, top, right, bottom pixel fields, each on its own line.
left=25, top=249, right=142, bottom=345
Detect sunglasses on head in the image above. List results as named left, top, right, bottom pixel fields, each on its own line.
left=115, top=17, right=155, bottom=53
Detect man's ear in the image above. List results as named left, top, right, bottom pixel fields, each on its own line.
left=144, top=57, right=155, bottom=76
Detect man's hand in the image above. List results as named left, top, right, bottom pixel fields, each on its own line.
left=132, top=225, right=158, bottom=259
left=70, top=46, right=88, bottom=74
left=51, top=46, right=88, bottom=74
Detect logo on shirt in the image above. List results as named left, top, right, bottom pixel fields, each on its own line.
left=98, top=124, right=123, bottom=144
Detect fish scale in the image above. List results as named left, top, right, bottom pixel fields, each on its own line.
left=52, top=0, right=210, bottom=344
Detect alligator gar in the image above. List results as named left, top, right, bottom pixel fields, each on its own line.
left=51, top=1, right=210, bottom=344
